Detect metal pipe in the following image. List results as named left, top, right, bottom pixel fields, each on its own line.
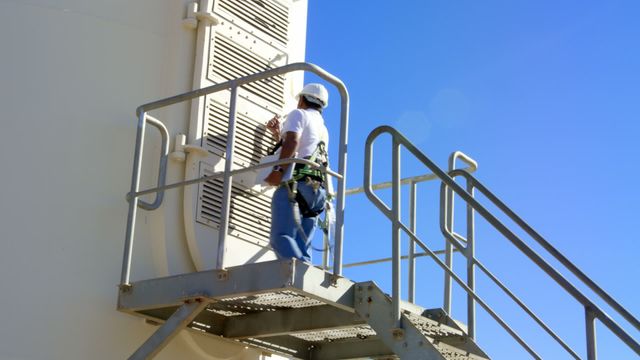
left=136, top=63, right=346, bottom=115
left=342, top=248, right=454, bottom=268
left=586, top=307, right=598, bottom=360
left=138, top=115, right=170, bottom=210
left=405, top=224, right=542, bottom=359
left=438, top=185, right=581, bottom=358
left=128, top=158, right=341, bottom=200
left=345, top=167, right=476, bottom=196
left=364, top=126, right=639, bottom=357
left=216, top=85, right=239, bottom=270
left=408, top=181, right=417, bottom=303
left=443, top=156, right=456, bottom=314
left=466, top=181, right=476, bottom=340
left=471, top=251, right=581, bottom=359
left=380, top=212, right=544, bottom=359
left=391, top=138, right=402, bottom=327
left=332, top=80, right=350, bottom=277
left=450, top=151, right=478, bottom=173
left=322, top=233, right=329, bottom=270
left=451, top=168, right=640, bottom=333
left=127, top=62, right=350, bottom=276
left=120, top=111, right=147, bottom=285
left=447, top=170, right=640, bottom=354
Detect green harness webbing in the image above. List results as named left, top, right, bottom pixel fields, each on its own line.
left=292, top=141, right=328, bottom=182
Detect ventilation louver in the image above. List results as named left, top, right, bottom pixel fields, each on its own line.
left=198, top=175, right=272, bottom=244
left=217, top=0, right=289, bottom=46
left=204, top=99, right=277, bottom=167
left=210, top=34, right=285, bottom=108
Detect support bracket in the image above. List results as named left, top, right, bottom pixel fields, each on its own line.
left=128, top=300, right=209, bottom=360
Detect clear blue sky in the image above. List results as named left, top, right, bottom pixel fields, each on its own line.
left=303, top=1, right=640, bottom=359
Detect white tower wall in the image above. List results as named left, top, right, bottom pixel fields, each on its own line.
left=0, top=0, right=306, bottom=358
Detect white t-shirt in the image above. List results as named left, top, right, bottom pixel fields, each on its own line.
left=281, top=108, right=329, bottom=158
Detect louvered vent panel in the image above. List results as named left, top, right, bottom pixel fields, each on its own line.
left=198, top=177, right=272, bottom=242
left=218, top=0, right=289, bottom=46
left=205, top=99, right=277, bottom=166
left=211, top=35, right=285, bottom=108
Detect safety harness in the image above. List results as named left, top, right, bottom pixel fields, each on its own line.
left=288, top=141, right=329, bottom=218
left=284, top=141, right=333, bottom=253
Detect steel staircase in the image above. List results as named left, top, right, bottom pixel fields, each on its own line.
left=119, top=63, right=640, bottom=359
left=119, top=259, right=489, bottom=359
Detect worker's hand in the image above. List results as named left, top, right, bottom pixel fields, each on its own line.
left=264, top=170, right=283, bottom=186
left=266, top=115, right=280, bottom=140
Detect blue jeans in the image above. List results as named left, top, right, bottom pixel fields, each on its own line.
left=270, top=181, right=326, bottom=262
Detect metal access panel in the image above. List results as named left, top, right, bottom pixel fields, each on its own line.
left=187, top=0, right=307, bottom=270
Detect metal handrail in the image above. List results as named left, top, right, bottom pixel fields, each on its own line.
left=442, top=169, right=640, bottom=357
left=448, top=169, right=640, bottom=332
left=136, top=115, right=170, bottom=211
left=363, top=125, right=640, bottom=359
left=364, top=126, right=541, bottom=358
left=343, top=155, right=478, bottom=304
left=443, top=151, right=477, bottom=315
left=127, top=158, right=341, bottom=200
left=121, top=62, right=350, bottom=285
left=440, top=183, right=580, bottom=358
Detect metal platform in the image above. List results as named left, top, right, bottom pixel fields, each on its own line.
left=119, top=259, right=488, bottom=359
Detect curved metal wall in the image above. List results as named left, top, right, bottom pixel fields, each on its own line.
left=0, top=0, right=305, bottom=358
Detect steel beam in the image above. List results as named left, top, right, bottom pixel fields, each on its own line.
left=224, top=305, right=364, bottom=339
left=128, top=301, right=208, bottom=360
left=118, top=260, right=355, bottom=313
left=354, top=282, right=446, bottom=360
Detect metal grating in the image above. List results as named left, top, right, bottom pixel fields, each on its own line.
left=198, top=175, right=272, bottom=241
left=217, top=0, right=289, bottom=46
left=210, top=34, right=285, bottom=108
left=291, top=325, right=377, bottom=342
left=434, top=342, right=489, bottom=360
left=242, top=337, right=301, bottom=357
left=217, top=291, right=325, bottom=311
left=404, top=312, right=463, bottom=338
left=205, top=98, right=276, bottom=167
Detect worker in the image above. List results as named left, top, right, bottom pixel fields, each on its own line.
left=264, top=83, right=330, bottom=262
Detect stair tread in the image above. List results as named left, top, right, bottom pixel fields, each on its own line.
left=433, top=341, right=490, bottom=360
left=290, top=325, right=376, bottom=342
left=404, top=311, right=464, bottom=338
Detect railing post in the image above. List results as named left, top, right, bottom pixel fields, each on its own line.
left=443, top=183, right=454, bottom=314
left=408, top=181, right=417, bottom=303
left=391, top=137, right=402, bottom=328
left=586, top=306, right=598, bottom=360
left=322, top=230, right=330, bottom=270
left=466, top=181, right=476, bottom=340
left=121, top=111, right=147, bottom=286
left=333, top=89, right=350, bottom=277
left=216, top=85, right=239, bottom=270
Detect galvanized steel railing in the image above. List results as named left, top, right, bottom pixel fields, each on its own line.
left=121, top=62, right=349, bottom=286
left=363, top=125, right=640, bottom=359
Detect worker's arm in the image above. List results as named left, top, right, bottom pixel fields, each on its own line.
left=264, top=131, right=299, bottom=186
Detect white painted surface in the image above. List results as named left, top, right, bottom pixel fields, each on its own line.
left=0, top=0, right=302, bottom=358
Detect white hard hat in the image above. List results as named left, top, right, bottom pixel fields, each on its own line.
left=297, top=83, right=329, bottom=108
